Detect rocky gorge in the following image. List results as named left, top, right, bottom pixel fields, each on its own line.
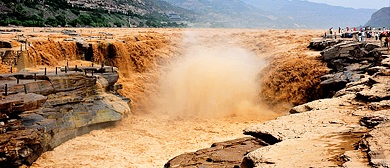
left=1, top=27, right=389, bottom=167
left=165, top=38, right=390, bottom=167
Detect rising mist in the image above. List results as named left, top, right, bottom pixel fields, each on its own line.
left=154, top=32, right=271, bottom=117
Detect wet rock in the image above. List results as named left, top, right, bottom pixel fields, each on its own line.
left=164, top=137, right=268, bottom=168
left=20, top=112, right=46, bottom=127
left=321, top=41, right=364, bottom=61
left=308, top=38, right=346, bottom=51
left=319, top=72, right=349, bottom=92
left=319, top=70, right=365, bottom=98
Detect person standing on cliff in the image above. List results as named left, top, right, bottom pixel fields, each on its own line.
left=380, top=32, right=385, bottom=46
left=386, top=34, right=390, bottom=53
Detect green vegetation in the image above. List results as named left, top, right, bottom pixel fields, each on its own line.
left=0, top=0, right=187, bottom=28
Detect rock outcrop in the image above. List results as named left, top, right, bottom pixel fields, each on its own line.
left=320, top=41, right=381, bottom=61
left=242, top=98, right=369, bottom=167
left=318, top=40, right=385, bottom=96
left=0, top=66, right=130, bottom=167
left=239, top=43, right=390, bottom=167
left=164, top=137, right=268, bottom=168
left=308, top=38, right=347, bottom=51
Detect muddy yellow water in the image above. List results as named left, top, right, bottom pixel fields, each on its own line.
left=30, top=114, right=279, bottom=167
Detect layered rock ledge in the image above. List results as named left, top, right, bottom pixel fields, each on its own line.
left=0, top=66, right=131, bottom=167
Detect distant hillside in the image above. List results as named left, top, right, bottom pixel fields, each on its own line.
left=365, top=7, right=390, bottom=28
left=1, top=0, right=380, bottom=29
left=65, top=0, right=195, bottom=17
left=162, top=0, right=298, bottom=28
left=0, top=0, right=196, bottom=28
left=241, top=0, right=377, bottom=29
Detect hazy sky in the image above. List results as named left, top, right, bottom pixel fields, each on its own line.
left=307, top=0, right=390, bottom=9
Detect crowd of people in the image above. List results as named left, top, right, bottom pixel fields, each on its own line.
left=324, top=26, right=390, bottom=48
